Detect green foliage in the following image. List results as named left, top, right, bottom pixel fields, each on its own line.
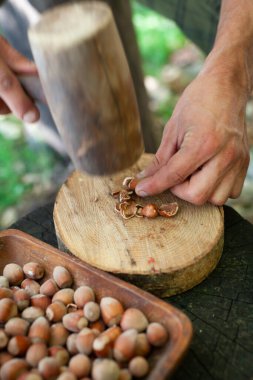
left=132, top=1, right=186, bottom=75
left=0, top=117, right=55, bottom=213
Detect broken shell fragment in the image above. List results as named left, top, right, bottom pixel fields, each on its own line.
left=158, top=202, right=179, bottom=217
left=111, top=190, right=120, bottom=198
left=119, top=190, right=132, bottom=203
left=119, top=202, right=138, bottom=220
left=122, top=177, right=138, bottom=191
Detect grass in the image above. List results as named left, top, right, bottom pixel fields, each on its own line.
left=0, top=116, right=56, bottom=219
left=132, top=1, right=186, bottom=76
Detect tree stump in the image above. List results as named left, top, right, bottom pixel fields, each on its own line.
left=54, top=153, right=224, bottom=297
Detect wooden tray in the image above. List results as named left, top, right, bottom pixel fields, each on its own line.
left=0, top=229, right=192, bottom=379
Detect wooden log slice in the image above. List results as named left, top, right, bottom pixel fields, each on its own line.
left=54, top=154, right=224, bottom=297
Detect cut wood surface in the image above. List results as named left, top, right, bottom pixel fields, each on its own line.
left=54, top=153, right=224, bottom=297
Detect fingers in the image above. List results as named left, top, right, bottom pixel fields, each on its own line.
left=0, top=36, right=37, bottom=75
left=0, top=99, right=10, bottom=114
left=0, top=58, right=39, bottom=122
left=135, top=132, right=217, bottom=197
left=137, top=122, right=177, bottom=179
left=171, top=155, right=249, bottom=205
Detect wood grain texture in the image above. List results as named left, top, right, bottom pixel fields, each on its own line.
left=0, top=229, right=192, bottom=379
left=28, top=2, right=143, bottom=174
left=54, top=153, right=224, bottom=297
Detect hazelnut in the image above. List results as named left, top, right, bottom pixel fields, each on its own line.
left=129, top=178, right=138, bottom=190
left=3, top=264, right=24, bottom=286
left=0, top=358, right=28, bottom=380
left=141, top=204, right=158, bottom=218
left=28, top=316, right=50, bottom=344
left=48, top=346, right=69, bottom=366
left=7, top=336, right=31, bottom=356
left=135, top=333, right=150, bottom=356
left=73, top=286, right=95, bottom=308
left=21, top=279, right=40, bottom=296
left=128, top=356, right=149, bottom=378
left=119, top=369, right=132, bottom=380
left=49, top=323, right=69, bottom=346
left=0, top=352, right=13, bottom=366
left=113, top=329, right=137, bottom=362
left=40, top=279, right=59, bottom=297
left=52, top=288, right=74, bottom=305
left=13, top=289, right=30, bottom=311
left=38, top=357, right=61, bottom=379
left=120, top=308, right=148, bottom=332
left=69, top=354, right=91, bottom=378
left=17, top=373, right=43, bottom=380
left=21, top=306, right=44, bottom=322
left=0, top=287, right=13, bottom=299
left=53, top=266, right=73, bottom=288
left=46, top=301, right=67, bottom=322
left=122, top=177, right=138, bottom=191
left=66, top=303, right=78, bottom=313
left=92, top=358, right=120, bottom=380
left=100, top=297, right=124, bottom=326
left=83, top=301, right=100, bottom=322
left=0, top=298, right=18, bottom=323
left=0, top=329, right=9, bottom=349
left=26, top=343, right=48, bottom=367
left=75, top=328, right=96, bottom=355
left=57, top=373, right=77, bottom=380
left=62, top=312, right=88, bottom=332
left=89, top=320, right=105, bottom=334
left=23, top=262, right=44, bottom=280
left=5, top=317, right=30, bottom=337
left=0, top=276, right=9, bottom=288
left=93, top=326, right=121, bottom=358
left=31, top=294, right=51, bottom=310
left=66, top=333, right=78, bottom=355
left=146, top=322, right=168, bottom=346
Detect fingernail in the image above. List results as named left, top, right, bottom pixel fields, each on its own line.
left=23, top=110, right=38, bottom=123
left=136, top=170, right=146, bottom=179
left=136, top=189, right=148, bottom=197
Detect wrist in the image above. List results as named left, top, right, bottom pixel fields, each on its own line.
left=200, top=0, right=253, bottom=97
left=200, top=45, right=252, bottom=100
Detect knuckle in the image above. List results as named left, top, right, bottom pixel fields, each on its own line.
left=209, top=195, right=227, bottom=206
left=0, top=72, right=14, bottom=92
left=230, top=189, right=241, bottom=199
left=184, top=188, right=207, bottom=205
left=202, top=132, right=220, bottom=155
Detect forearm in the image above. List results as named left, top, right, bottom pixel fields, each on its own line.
left=202, top=0, right=253, bottom=96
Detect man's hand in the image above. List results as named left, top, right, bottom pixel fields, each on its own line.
left=135, top=69, right=249, bottom=206
left=0, top=36, right=39, bottom=122
left=136, top=0, right=252, bottom=206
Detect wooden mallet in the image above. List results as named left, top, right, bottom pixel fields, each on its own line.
left=28, top=1, right=144, bottom=175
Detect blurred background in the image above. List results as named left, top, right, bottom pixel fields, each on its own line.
left=0, top=0, right=252, bottom=229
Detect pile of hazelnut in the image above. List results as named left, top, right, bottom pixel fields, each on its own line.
left=112, top=177, right=179, bottom=220
left=0, top=262, right=168, bottom=380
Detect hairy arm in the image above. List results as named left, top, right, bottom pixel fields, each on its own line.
left=135, top=0, right=252, bottom=205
